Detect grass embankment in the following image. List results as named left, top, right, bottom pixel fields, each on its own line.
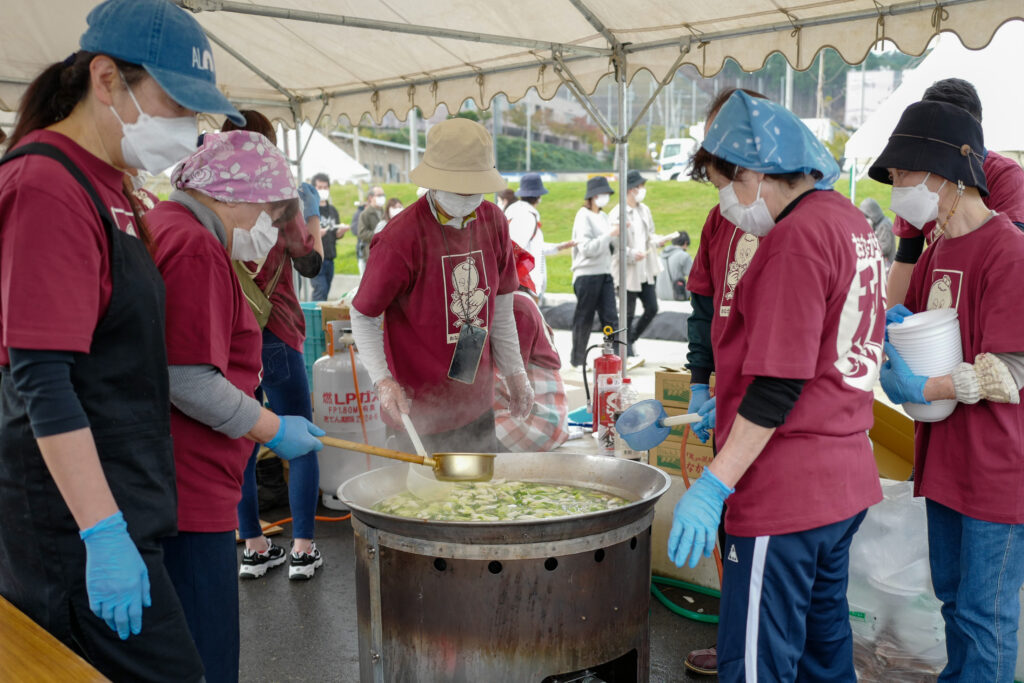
left=327, top=177, right=896, bottom=293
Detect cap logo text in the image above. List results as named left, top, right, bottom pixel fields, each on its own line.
left=191, top=47, right=215, bottom=73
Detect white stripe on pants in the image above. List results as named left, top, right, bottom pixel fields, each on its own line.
left=744, top=536, right=770, bottom=682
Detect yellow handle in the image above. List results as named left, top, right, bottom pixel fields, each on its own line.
left=318, top=436, right=435, bottom=467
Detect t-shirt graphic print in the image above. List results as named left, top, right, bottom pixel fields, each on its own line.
left=443, top=249, right=490, bottom=342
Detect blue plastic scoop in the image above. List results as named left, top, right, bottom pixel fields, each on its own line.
left=615, top=399, right=702, bottom=450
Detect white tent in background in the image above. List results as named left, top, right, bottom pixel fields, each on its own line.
left=845, top=21, right=1024, bottom=172
left=276, top=122, right=371, bottom=186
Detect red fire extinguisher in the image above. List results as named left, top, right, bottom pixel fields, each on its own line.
left=584, top=326, right=625, bottom=453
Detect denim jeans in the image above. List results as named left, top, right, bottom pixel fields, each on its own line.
left=237, top=330, right=319, bottom=540
left=926, top=499, right=1024, bottom=683
left=310, top=258, right=334, bottom=301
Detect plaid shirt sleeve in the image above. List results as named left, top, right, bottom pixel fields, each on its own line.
left=494, top=364, right=569, bottom=452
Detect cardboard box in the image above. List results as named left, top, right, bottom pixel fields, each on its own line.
left=650, top=475, right=721, bottom=589
left=654, top=370, right=716, bottom=410
left=648, top=440, right=714, bottom=480
left=869, top=399, right=914, bottom=480
left=318, top=301, right=350, bottom=333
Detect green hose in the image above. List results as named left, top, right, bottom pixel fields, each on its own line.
left=650, top=575, right=721, bottom=624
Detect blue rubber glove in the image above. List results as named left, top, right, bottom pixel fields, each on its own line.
left=885, top=304, right=913, bottom=341
left=692, top=397, right=716, bottom=444
left=880, top=341, right=929, bottom=405
left=667, top=469, right=734, bottom=569
left=688, top=383, right=711, bottom=415
left=298, top=182, right=320, bottom=221
left=266, top=415, right=326, bottom=460
left=79, top=511, right=150, bottom=640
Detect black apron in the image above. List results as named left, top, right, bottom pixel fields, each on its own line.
left=0, top=143, right=203, bottom=682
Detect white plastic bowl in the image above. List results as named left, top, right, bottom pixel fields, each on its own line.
left=905, top=399, right=956, bottom=422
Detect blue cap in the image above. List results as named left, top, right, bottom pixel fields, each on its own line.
left=516, top=173, right=548, bottom=198
left=702, top=91, right=839, bottom=190
left=80, top=0, right=244, bottom=125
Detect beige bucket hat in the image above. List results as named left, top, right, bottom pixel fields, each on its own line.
left=409, top=118, right=507, bottom=193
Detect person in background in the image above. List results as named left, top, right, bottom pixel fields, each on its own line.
left=886, top=77, right=1024, bottom=306
left=0, top=0, right=242, bottom=679
left=494, top=246, right=570, bottom=452
left=569, top=176, right=620, bottom=367
left=506, top=172, right=573, bottom=300
left=655, top=230, right=693, bottom=302
left=859, top=198, right=895, bottom=270
left=220, top=112, right=328, bottom=585
left=609, top=169, right=674, bottom=357
left=680, top=88, right=767, bottom=676
left=374, top=197, right=404, bottom=235
left=356, top=185, right=385, bottom=272
left=148, top=131, right=325, bottom=682
left=496, top=188, right=517, bottom=212
left=872, top=100, right=1024, bottom=683
left=350, top=118, right=533, bottom=454
left=670, top=91, right=884, bottom=682
left=311, top=172, right=348, bottom=300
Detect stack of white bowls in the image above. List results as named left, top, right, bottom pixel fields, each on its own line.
left=887, top=308, right=962, bottom=422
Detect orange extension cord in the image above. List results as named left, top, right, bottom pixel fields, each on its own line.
left=261, top=513, right=350, bottom=533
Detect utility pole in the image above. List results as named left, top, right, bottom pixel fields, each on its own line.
left=409, top=107, right=418, bottom=174
left=690, top=78, right=697, bottom=131
left=492, top=95, right=501, bottom=171
left=784, top=63, right=794, bottom=111
left=816, top=53, right=825, bottom=119
left=525, top=98, right=532, bottom=172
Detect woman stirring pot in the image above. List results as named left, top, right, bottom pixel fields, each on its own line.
left=0, top=0, right=243, bottom=679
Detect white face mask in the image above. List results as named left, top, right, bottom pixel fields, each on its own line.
left=317, top=188, right=330, bottom=202
left=718, top=181, right=776, bottom=237
left=434, top=190, right=484, bottom=218
left=890, top=173, right=945, bottom=229
left=594, top=193, right=611, bottom=208
left=110, top=74, right=197, bottom=175
left=635, top=187, right=647, bottom=202
left=388, top=206, right=403, bottom=219
left=231, top=211, right=278, bottom=261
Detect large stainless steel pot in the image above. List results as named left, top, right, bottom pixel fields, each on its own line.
left=340, top=453, right=671, bottom=683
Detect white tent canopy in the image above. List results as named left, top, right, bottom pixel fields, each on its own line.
left=2, top=1, right=1022, bottom=127
left=276, top=121, right=370, bottom=184
left=845, top=20, right=1024, bottom=167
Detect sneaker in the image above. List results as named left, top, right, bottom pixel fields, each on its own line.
left=239, top=539, right=287, bottom=579
left=289, top=543, right=324, bottom=581
left=684, top=644, right=717, bottom=676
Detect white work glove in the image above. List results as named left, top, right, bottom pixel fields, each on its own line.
left=507, top=370, right=535, bottom=420
left=376, top=377, right=411, bottom=424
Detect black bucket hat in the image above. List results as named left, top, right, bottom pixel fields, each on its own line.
left=626, top=169, right=646, bottom=190
left=585, top=175, right=615, bottom=199
left=869, top=100, right=988, bottom=197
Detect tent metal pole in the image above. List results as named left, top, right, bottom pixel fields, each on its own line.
left=624, top=47, right=690, bottom=138
left=552, top=53, right=617, bottom=140
left=204, top=29, right=293, bottom=102
left=298, top=98, right=330, bottom=163
left=177, top=0, right=610, bottom=56
left=615, top=47, right=629, bottom=377
left=567, top=0, right=619, bottom=48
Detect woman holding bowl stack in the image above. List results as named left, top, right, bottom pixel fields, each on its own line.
left=872, top=99, right=1024, bottom=683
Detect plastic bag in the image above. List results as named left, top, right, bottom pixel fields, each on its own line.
left=847, top=479, right=946, bottom=681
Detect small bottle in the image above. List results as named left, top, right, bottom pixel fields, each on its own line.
left=613, top=378, right=640, bottom=460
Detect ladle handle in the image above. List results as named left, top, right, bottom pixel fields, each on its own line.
left=660, top=413, right=703, bottom=427
left=400, top=413, right=428, bottom=458
left=319, top=435, right=434, bottom=467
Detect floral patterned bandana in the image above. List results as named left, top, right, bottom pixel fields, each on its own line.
left=171, top=130, right=297, bottom=203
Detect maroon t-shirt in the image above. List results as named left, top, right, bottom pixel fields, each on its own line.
left=0, top=131, right=140, bottom=364
left=513, top=291, right=560, bottom=370
left=893, top=151, right=1024, bottom=241
left=905, top=213, right=1024, bottom=523
left=352, top=196, right=519, bottom=434
left=252, top=214, right=314, bottom=352
left=686, top=206, right=761, bottom=351
left=149, top=201, right=263, bottom=532
left=715, top=191, right=884, bottom=536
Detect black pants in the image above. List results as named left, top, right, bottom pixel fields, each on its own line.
left=627, top=283, right=659, bottom=346
left=571, top=274, right=619, bottom=366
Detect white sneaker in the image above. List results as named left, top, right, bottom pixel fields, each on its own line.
left=238, top=539, right=287, bottom=579
left=288, top=543, right=323, bottom=581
